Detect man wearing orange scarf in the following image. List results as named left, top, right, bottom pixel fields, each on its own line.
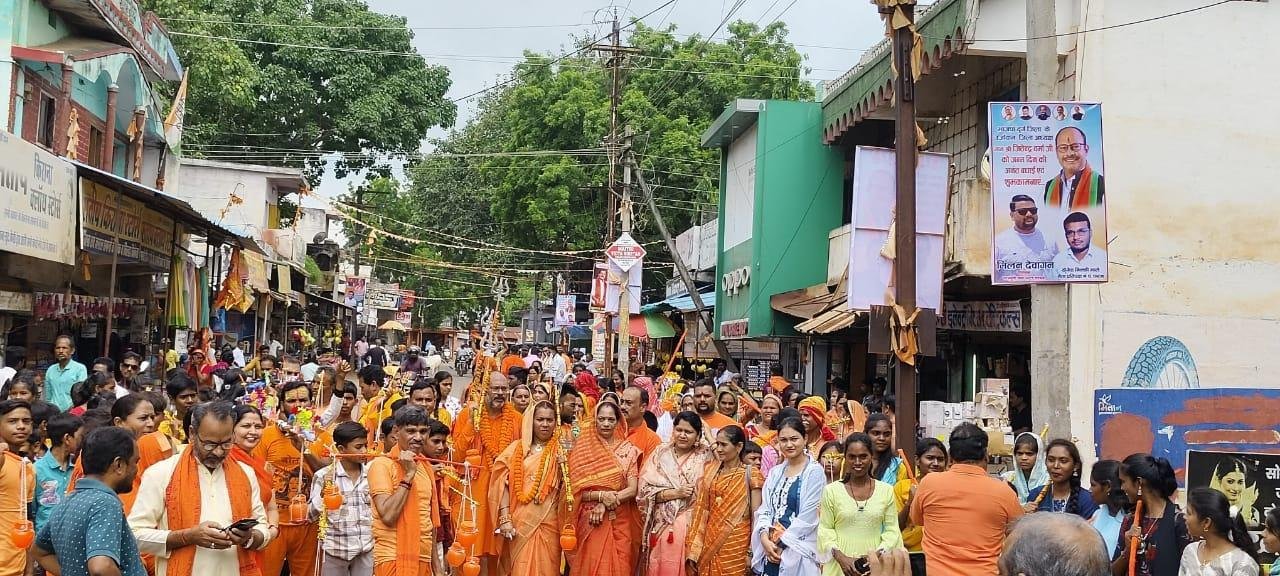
left=451, top=373, right=521, bottom=574
left=254, top=381, right=334, bottom=576
left=369, top=405, right=444, bottom=576
left=128, top=401, right=272, bottom=576
left=690, top=379, right=736, bottom=444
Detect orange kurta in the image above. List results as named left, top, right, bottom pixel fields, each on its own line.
left=699, top=411, right=738, bottom=445
left=253, top=423, right=332, bottom=576
left=487, top=400, right=567, bottom=576
left=369, top=447, right=440, bottom=576
left=0, top=453, right=35, bottom=576
left=686, top=462, right=763, bottom=576
left=451, top=403, right=521, bottom=557
left=627, top=424, right=662, bottom=468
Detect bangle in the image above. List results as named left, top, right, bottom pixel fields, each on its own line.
left=399, top=480, right=413, bottom=490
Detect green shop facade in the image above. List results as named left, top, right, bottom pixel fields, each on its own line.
left=703, top=99, right=843, bottom=393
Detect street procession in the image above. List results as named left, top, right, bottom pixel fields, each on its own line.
left=1, top=1, right=1279, bottom=576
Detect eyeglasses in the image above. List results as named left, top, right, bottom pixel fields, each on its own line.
left=193, top=434, right=234, bottom=453
left=1056, top=143, right=1086, bottom=153
left=1015, top=208, right=1039, bottom=216
left=121, top=364, right=140, bottom=370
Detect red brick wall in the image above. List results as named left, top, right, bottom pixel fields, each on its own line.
left=20, top=69, right=59, bottom=149
left=70, top=102, right=107, bottom=166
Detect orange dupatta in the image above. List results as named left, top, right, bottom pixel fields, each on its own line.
left=568, top=404, right=628, bottom=497
left=227, top=445, right=274, bottom=507
left=164, top=446, right=261, bottom=576
left=380, top=446, right=438, bottom=576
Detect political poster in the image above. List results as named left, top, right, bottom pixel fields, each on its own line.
left=989, top=102, right=1107, bottom=285
left=589, top=262, right=608, bottom=312
left=554, top=295, right=576, bottom=327
left=1186, top=450, right=1280, bottom=532
left=847, top=146, right=949, bottom=311
left=344, top=276, right=366, bottom=308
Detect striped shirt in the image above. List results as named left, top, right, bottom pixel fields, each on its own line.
left=309, top=462, right=373, bottom=561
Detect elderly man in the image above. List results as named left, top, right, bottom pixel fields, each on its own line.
left=129, top=401, right=272, bottom=576
left=451, top=372, right=521, bottom=574
left=870, top=514, right=1110, bottom=576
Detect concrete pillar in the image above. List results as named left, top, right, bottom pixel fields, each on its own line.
left=102, top=85, right=118, bottom=171
left=53, top=62, right=72, bottom=156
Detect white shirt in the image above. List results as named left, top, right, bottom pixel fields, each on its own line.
left=232, top=348, right=246, bottom=368
left=269, top=340, right=283, bottom=357
left=995, top=227, right=1058, bottom=263
left=300, top=362, right=321, bottom=382
left=0, top=367, right=15, bottom=388
left=547, top=354, right=567, bottom=381
left=129, top=453, right=272, bottom=576
left=1052, top=246, right=1108, bottom=280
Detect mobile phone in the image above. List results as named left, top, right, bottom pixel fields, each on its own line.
left=225, top=518, right=259, bottom=533
left=853, top=556, right=871, bottom=576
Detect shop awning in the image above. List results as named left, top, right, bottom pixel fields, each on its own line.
left=614, top=313, right=677, bottom=339
left=795, top=308, right=862, bottom=335
left=641, top=291, right=716, bottom=313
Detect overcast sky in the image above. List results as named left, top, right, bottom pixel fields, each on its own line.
left=312, top=0, right=888, bottom=203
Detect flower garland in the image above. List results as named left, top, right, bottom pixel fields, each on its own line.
left=510, top=427, right=561, bottom=504
left=478, top=405, right=519, bottom=461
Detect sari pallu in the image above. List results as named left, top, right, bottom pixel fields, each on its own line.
left=686, top=461, right=763, bottom=576
left=637, top=444, right=709, bottom=576
left=488, top=400, right=567, bottom=576
left=567, top=407, right=641, bottom=576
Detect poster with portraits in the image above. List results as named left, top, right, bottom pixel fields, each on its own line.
left=589, top=262, right=608, bottom=312
left=1187, top=450, right=1280, bottom=541
left=989, top=102, right=1107, bottom=285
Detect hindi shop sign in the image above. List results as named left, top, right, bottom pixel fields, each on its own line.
left=605, top=233, right=646, bottom=272
left=936, top=301, right=1023, bottom=332
left=989, top=102, right=1108, bottom=285
left=0, top=131, right=77, bottom=266
left=720, top=318, right=749, bottom=339
left=79, top=179, right=176, bottom=270
left=366, top=282, right=402, bottom=310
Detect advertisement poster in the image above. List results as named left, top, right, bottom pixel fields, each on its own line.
left=0, top=131, right=77, bottom=266
left=589, top=262, right=608, bottom=312
left=80, top=179, right=175, bottom=269
left=605, top=261, right=642, bottom=314
left=990, top=102, right=1107, bottom=285
left=848, top=146, right=949, bottom=311
left=343, top=276, right=366, bottom=308
left=366, top=282, right=401, bottom=310
left=1186, top=450, right=1279, bottom=532
left=554, top=295, right=576, bottom=327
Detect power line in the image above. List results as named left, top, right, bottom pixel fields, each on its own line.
left=929, top=0, right=1238, bottom=42
left=161, top=17, right=589, bottom=31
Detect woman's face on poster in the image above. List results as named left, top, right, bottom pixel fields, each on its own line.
left=1220, top=470, right=1246, bottom=502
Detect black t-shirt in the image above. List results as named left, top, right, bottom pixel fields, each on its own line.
left=364, top=346, right=388, bottom=367
left=1010, top=402, right=1032, bottom=433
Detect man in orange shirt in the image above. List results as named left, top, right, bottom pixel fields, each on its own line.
left=690, top=379, right=735, bottom=445
left=0, top=400, right=36, bottom=576
left=451, top=373, right=521, bottom=574
left=369, top=405, right=444, bottom=576
left=910, top=422, right=1022, bottom=576
left=500, top=346, right=524, bottom=377
left=254, top=380, right=333, bottom=576
left=620, top=386, right=660, bottom=467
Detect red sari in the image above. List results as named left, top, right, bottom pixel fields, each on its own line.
left=568, top=403, right=640, bottom=576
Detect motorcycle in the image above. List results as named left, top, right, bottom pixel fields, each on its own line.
left=456, top=349, right=474, bottom=375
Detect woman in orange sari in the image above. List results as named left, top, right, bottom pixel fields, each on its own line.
left=568, top=400, right=640, bottom=576
left=686, top=425, right=763, bottom=576
left=637, top=412, right=709, bottom=576
left=489, top=400, right=569, bottom=576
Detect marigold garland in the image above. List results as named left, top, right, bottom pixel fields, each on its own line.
left=510, top=426, right=561, bottom=504
left=478, top=404, right=519, bottom=461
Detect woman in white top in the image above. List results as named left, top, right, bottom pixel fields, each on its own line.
left=1178, top=487, right=1259, bottom=576
left=751, top=416, right=825, bottom=576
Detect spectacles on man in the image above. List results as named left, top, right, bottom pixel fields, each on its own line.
left=1056, top=143, right=1086, bottom=153
left=122, top=363, right=140, bottom=371
left=1015, top=208, right=1038, bottom=216
left=193, top=434, right=234, bottom=453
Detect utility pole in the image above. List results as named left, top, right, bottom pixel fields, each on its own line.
left=886, top=0, right=919, bottom=457
left=616, top=131, right=633, bottom=376
left=594, top=17, right=640, bottom=375
left=1025, top=0, right=1070, bottom=439
left=629, top=152, right=738, bottom=373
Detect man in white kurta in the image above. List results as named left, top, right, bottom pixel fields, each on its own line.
left=128, top=402, right=272, bottom=576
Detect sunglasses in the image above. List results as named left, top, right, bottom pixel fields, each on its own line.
left=1015, top=208, right=1039, bottom=216
left=122, top=364, right=140, bottom=370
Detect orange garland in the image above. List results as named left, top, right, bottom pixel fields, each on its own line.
left=510, top=427, right=560, bottom=504
left=478, top=404, right=519, bottom=461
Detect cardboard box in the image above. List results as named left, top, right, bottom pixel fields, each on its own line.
left=981, top=378, right=1010, bottom=396
left=975, top=392, right=1009, bottom=420
left=987, top=429, right=1011, bottom=455
left=919, top=401, right=946, bottom=426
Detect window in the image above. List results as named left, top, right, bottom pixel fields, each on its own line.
left=36, top=95, right=56, bottom=148
left=48, top=10, right=57, bottom=29
left=88, top=127, right=103, bottom=167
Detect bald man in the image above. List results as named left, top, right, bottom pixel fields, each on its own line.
left=1000, top=513, right=1110, bottom=576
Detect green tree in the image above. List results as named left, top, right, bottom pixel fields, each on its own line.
left=145, top=0, right=456, bottom=180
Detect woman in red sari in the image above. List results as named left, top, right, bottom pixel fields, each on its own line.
left=489, top=400, right=569, bottom=576
left=568, top=400, right=641, bottom=576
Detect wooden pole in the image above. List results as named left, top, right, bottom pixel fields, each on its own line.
left=889, top=1, right=919, bottom=458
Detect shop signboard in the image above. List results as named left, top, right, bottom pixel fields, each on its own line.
left=989, top=102, right=1108, bottom=285
left=80, top=179, right=175, bottom=269
left=366, top=282, right=401, bottom=310
left=394, top=310, right=412, bottom=326
left=0, top=131, right=77, bottom=266
left=936, top=301, right=1023, bottom=332
left=847, top=146, right=948, bottom=311
left=0, top=291, right=32, bottom=314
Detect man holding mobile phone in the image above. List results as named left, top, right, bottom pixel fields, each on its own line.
left=129, top=401, right=272, bottom=575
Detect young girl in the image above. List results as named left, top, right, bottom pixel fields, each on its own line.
left=1178, top=487, right=1259, bottom=576
left=1113, top=453, right=1190, bottom=576
left=1003, top=432, right=1047, bottom=505
left=1262, top=508, right=1280, bottom=576
left=817, top=441, right=843, bottom=484
left=1026, top=439, right=1097, bottom=518
left=0, top=379, right=34, bottom=403
left=1088, top=459, right=1128, bottom=558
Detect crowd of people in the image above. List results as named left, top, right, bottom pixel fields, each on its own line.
left=0, top=337, right=1276, bottom=576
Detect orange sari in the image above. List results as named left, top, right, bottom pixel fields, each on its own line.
left=487, top=400, right=567, bottom=576
left=568, top=403, right=640, bottom=576
left=686, top=461, right=763, bottom=576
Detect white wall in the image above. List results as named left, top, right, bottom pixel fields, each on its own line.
left=174, top=161, right=282, bottom=241
left=723, top=124, right=757, bottom=250
left=1065, top=0, right=1280, bottom=453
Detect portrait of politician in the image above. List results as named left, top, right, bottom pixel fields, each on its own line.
left=1043, top=126, right=1104, bottom=210
left=1052, top=212, right=1107, bottom=274
left=995, top=195, right=1059, bottom=267
left=1002, top=105, right=1016, bottom=121
left=1054, top=105, right=1067, bottom=121
left=1019, top=105, right=1033, bottom=120
left=1035, top=104, right=1051, bottom=120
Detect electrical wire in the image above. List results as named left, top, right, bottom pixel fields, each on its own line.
left=160, top=17, right=590, bottom=31
left=926, top=0, right=1238, bottom=42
